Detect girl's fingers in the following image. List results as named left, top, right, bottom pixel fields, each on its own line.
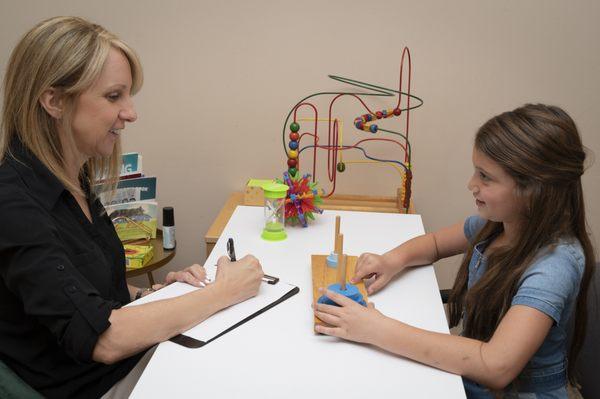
left=314, top=324, right=342, bottom=337
left=352, top=254, right=377, bottom=282
left=314, top=310, right=341, bottom=326
left=314, top=301, right=344, bottom=317
left=351, top=271, right=376, bottom=284
left=323, top=288, right=355, bottom=307
left=366, top=276, right=388, bottom=294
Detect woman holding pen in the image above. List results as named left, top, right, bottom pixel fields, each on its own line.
left=0, top=16, right=263, bottom=399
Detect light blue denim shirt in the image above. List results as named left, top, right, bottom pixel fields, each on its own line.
left=461, top=216, right=585, bottom=399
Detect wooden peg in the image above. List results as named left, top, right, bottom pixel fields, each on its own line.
left=334, top=216, right=340, bottom=252
left=338, top=254, right=347, bottom=290
left=335, top=233, right=343, bottom=259
left=336, top=234, right=345, bottom=288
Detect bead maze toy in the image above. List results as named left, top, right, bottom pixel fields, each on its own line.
left=312, top=216, right=368, bottom=329
left=282, top=47, right=423, bottom=214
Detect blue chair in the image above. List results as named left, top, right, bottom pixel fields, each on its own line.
left=567, top=262, right=599, bottom=398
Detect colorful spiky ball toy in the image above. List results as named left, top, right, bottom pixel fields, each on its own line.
left=277, top=171, right=323, bottom=227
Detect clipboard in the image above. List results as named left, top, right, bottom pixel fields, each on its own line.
left=170, top=284, right=299, bottom=348
left=128, top=278, right=299, bottom=348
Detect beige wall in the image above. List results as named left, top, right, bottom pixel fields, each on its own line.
left=1, top=0, right=598, bottom=290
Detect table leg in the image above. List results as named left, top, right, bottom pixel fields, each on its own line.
left=206, top=242, right=215, bottom=259
left=147, top=272, right=155, bottom=286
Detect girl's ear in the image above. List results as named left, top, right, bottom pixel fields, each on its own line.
left=39, top=88, right=64, bottom=119
left=518, top=181, right=538, bottom=215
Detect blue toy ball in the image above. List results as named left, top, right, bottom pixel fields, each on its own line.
left=317, top=283, right=366, bottom=306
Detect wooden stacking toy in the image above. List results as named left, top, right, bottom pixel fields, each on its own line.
left=312, top=216, right=368, bottom=328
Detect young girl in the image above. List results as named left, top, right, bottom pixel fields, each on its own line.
left=313, top=104, right=595, bottom=398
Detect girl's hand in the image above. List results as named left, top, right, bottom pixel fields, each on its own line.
left=351, top=253, right=401, bottom=294
left=164, top=264, right=209, bottom=288
left=313, top=288, right=386, bottom=344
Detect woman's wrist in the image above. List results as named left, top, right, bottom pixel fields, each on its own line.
left=197, top=282, right=230, bottom=312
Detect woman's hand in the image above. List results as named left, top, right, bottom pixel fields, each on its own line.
left=313, top=288, right=387, bottom=344
left=213, top=255, right=263, bottom=307
left=351, top=253, right=402, bottom=294
left=164, top=264, right=209, bottom=288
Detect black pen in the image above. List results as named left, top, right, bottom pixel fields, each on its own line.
left=227, top=238, right=236, bottom=261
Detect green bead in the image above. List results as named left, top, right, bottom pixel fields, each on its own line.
left=290, top=122, right=300, bottom=132
left=336, top=162, right=346, bottom=172
left=288, top=167, right=297, bottom=177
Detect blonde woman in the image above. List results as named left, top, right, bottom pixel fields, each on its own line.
left=0, top=16, right=263, bottom=399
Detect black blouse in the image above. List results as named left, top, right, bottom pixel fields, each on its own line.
left=0, top=141, right=144, bottom=398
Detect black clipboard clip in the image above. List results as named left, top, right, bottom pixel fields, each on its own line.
left=262, top=274, right=279, bottom=285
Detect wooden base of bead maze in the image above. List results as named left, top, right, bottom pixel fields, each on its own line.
left=311, top=254, right=369, bottom=329
left=321, top=193, right=412, bottom=214
left=243, top=181, right=413, bottom=214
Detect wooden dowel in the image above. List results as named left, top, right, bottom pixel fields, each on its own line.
left=339, top=254, right=347, bottom=290
left=336, top=234, right=345, bottom=288
left=335, top=233, right=343, bottom=259
left=334, top=216, right=340, bottom=253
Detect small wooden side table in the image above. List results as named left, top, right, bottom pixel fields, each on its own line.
left=205, top=192, right=245, bottom=258
left=125, top=230, right=176, bottom=286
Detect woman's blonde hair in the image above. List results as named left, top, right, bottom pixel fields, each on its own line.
left=0, top=16, right=143, bottom=194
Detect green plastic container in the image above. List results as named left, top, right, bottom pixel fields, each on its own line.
left=261, top=183, right=288, bottom=241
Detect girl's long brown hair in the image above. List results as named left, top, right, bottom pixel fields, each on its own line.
left=447, top=104, right=595, bottom=385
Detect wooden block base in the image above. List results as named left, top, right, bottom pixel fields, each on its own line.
left=311, top=254, right=369, bottom=328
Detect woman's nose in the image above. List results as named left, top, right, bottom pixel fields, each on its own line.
left=120, top=101, right=137, bottom=123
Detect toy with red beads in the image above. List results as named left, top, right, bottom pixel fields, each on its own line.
left=280, top=47, right=422, bottom=214
left=354, top=107, right=402, bottom=134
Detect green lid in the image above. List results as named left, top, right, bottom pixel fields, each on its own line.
left=262, top=182, right=289, bottom=199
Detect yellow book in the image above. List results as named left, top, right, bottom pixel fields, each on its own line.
left=124, top=244, right=154, bottom=269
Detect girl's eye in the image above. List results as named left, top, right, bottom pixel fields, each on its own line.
left=479, top=171, right=490, bottom=181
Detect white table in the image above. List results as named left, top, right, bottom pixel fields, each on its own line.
left=131, top=207, right=466, bottom=398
